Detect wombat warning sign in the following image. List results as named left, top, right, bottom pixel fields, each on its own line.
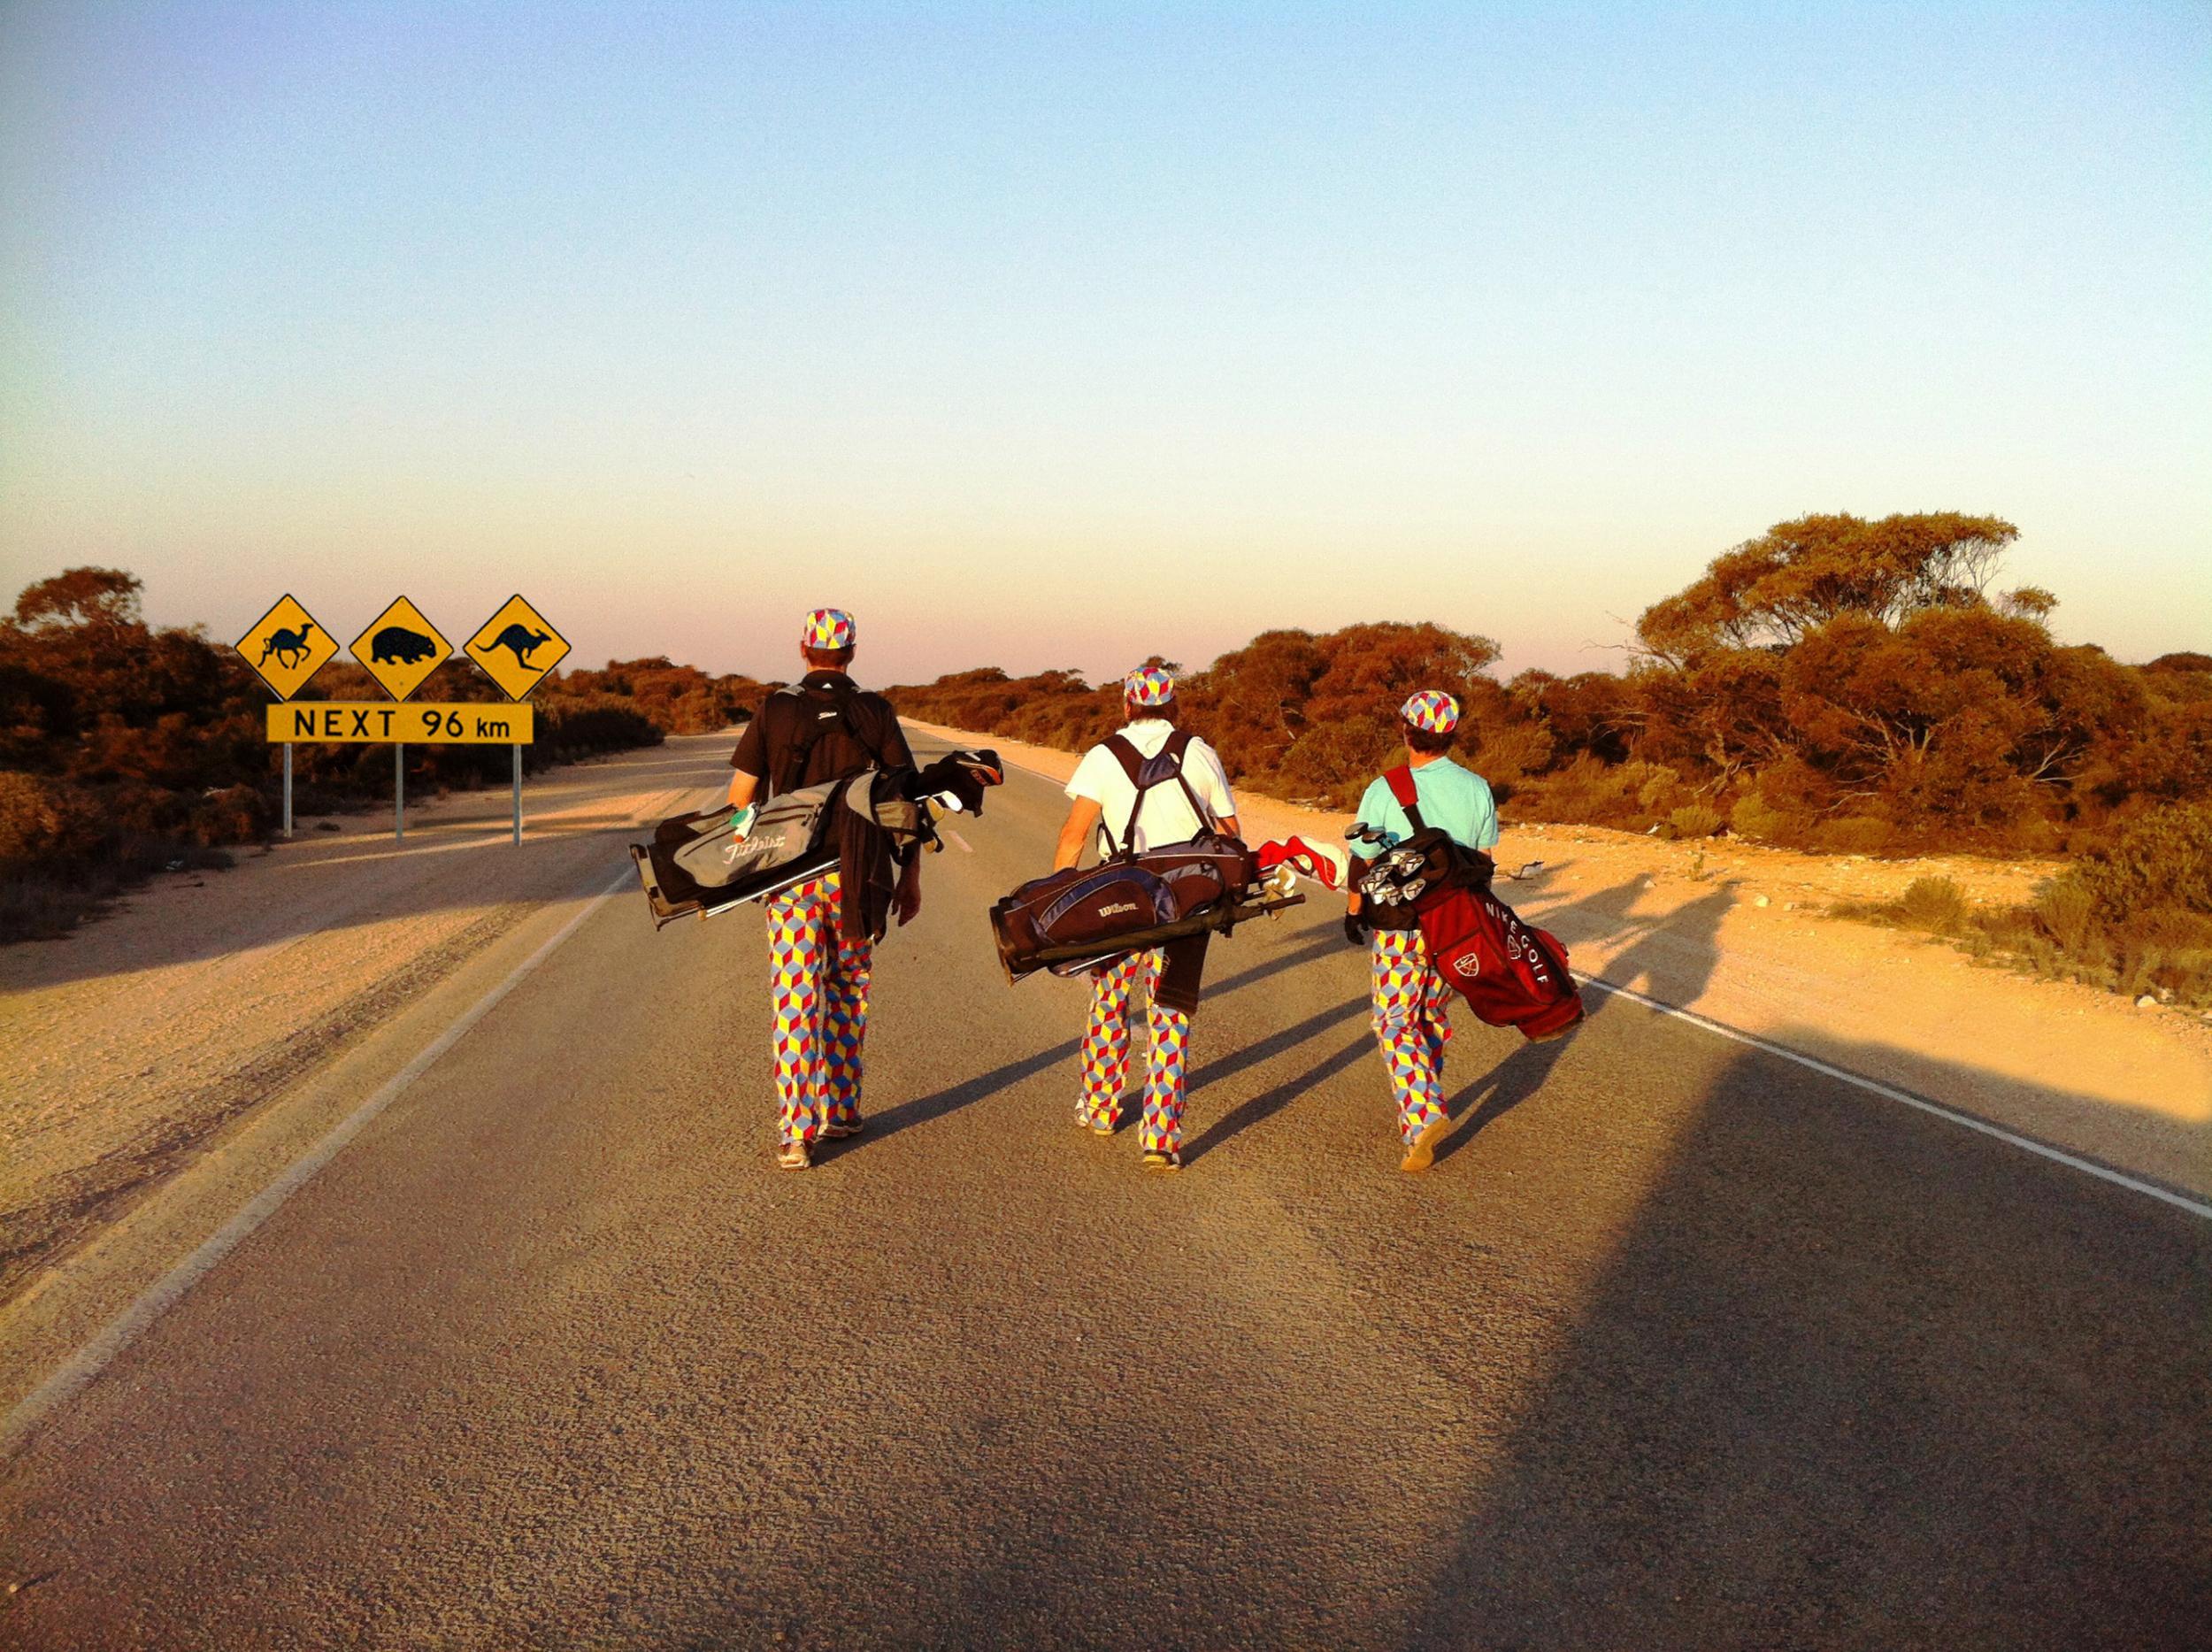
left=349, top=597, right=451, bottom=702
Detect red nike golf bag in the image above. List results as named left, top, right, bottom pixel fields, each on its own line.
left=1354, top=766, right=1584, bottom=1041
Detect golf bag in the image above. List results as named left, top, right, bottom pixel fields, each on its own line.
left=632, top=748, right=1003, bottom=929
left=990, top=730, right=1286, bottom=980
left=639, top=780, right=844, bottom=921
left=1354, top=766, right=1583, bottom=1041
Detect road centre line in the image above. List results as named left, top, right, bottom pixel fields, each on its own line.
left=1577, top=975, right=2212, bottom=1220
left=0, top=862, right=639, bottom=1462
left=951, top=727, right=2211, bottom=1222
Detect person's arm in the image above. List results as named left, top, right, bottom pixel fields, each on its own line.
left=1192, top=741, right=1239, bottom=837
left=1054, top=797, right=1103, bottom=871
left=1471, top=776, right=1501, bottom=851
left=876, top=702, right=914, bottom=771
left=1342, top=776, right=1387, bottom=943
left=894, top=845, right=923, bottom=925
left=727, top=770, right=759, bottom=811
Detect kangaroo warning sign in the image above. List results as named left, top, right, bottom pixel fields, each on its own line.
left=465, top=595, right=570, bottom=701
left=350, top=597, right=451, bottom=702
left=235, top=595, right=338, bottom=699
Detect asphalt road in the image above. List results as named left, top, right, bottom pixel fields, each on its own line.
left=3, top=734, right=2207, bottom=1649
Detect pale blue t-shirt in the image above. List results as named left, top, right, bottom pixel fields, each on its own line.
left=1348, top=757, right=1499, bottom=859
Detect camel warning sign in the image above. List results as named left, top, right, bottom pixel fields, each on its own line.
left=350, top=597, right=451, bottom=703
left=464, top=595, right=570, bottom=701
left=234, top=595, right=338, bottom=699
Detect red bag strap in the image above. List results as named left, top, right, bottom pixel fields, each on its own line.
left=1383, top=765, right=1427, bottom=833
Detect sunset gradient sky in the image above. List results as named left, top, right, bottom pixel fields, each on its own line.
left=3, top=1, right=2206, bottom=687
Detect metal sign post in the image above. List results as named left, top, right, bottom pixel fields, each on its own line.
left=349, top=597, right=451, bottom=843
left=464, top=594, right=572, bottom=848
left=282, top=742, right=293, bottom=838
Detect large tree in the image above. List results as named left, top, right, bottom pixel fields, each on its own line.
left=1635, top=512, right=2026, bottom=660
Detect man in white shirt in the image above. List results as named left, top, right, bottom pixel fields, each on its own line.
left=1049, top=665, right=1240, bottom=1171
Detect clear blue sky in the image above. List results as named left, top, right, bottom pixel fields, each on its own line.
left=3, top=1, right=2206, bottom=685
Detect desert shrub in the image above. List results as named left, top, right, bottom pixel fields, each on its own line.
left=1809, top=817, right=1893, bottom=854
left=1895, top=875, right=1969, bottom=934
left=1635, top=765, right=1684, bottom=812
left=2032, top=878, right=2099, bottom=954
left=1271, top=714, right=1401, bottom=810
left=1467, top=720, right=1554, bottom=788
left=2061, top=802, right=2212, bottom=922
left=534, top=695, right=664, bottom=758
left=1668, top=803, right=1726, bottom=839
left=188, top=785, right=268, bottom=845
left=0, top=771, right=85, bottom=865
left=1510, top=755, right=1647, bottom=829
left=1839, top=813, right=2212, bottom=1008
left=1729, top=791, right=1791, bottom=843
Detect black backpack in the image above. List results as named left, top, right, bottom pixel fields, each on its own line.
left=765, top=680, right=889, bottom=797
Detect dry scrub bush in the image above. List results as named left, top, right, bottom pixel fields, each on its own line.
left=1668, top=803, right=1726, bottom=840
left=1896, top=875, right=1969, bottom=934
left=1838, top=807, right=2212, bottom=1007
left=1729, top=792, right=1790, bottom=842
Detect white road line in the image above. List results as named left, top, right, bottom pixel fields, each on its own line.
left=1578, top=974, right=2212, bottom=1221
left=0, top=863, right=638, bottom=1462
left=941, top=826, right=973, bottom=853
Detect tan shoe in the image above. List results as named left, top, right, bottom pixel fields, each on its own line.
left=823, top=1118, right=864, bottom=1139
left=1399, top=1114, right=1450, bottom=1173
left=777, top=1141, right=811, bottom=1171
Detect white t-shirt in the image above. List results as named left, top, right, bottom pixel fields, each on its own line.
left=1066, top=719, right=1237, bottom=855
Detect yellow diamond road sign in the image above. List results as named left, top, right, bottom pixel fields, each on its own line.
left=350, top=596, right=451, bottom=703
left=235, top=595, right=339, bottom=700
left=465, top=594, right=571, bottom=701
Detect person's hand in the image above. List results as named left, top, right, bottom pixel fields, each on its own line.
left=895, top=863, right=924, bottom=927
left=1343, top=911, right=1369, bottom=949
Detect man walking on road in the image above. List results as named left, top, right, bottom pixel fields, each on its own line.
left=726, top=609, right=921, bottom=1170
left=1345, top=690, right=1499, bottom=1172
left=1050, top=666, right=1240, bottom=1171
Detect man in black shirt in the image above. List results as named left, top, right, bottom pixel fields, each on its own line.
left=727, top=609, right=920, bottom=1170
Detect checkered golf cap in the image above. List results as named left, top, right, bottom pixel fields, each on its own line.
left=801, top=608, right=857, bottom=649
left=1401, top=689, right=1461, bottom=734
left=1124, top=665, right=1176, bottom=707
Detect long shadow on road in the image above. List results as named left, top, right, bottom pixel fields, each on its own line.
left=1404, top=1027, right=2212, bottom=1648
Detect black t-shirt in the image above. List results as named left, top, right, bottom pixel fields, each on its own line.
left=729, top=670, right=912, bottom=795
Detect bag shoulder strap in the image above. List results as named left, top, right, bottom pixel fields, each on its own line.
left=772, top=681, right=882, bottom=796
left=1383, top=765, right=1428, bottom=834
left=1103, top=734, right=1145, bottom=788
left=1157, top=728, right=1213, bottom=829
left=1099, top=728, right=1209, bottom=858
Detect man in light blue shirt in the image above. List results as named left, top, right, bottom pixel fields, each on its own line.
left=1346, top=745, right=1500, bottom=864
left=1344, top=690, right=1497, bottom=1173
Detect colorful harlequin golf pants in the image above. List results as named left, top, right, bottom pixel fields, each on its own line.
left=1078, top=949, right=1193, bottom=1152
left=1371, top=927, right=1455, bottom=1144
left=764, top=872, right=872, bottom=1147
